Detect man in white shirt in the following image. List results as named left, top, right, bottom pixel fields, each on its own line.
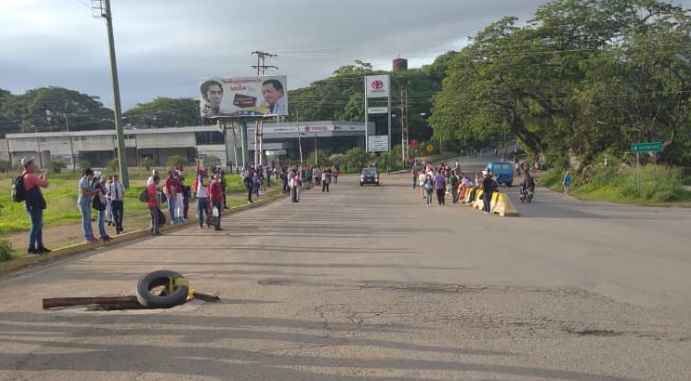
left=195, top=159, right=211, bottom=228
left=147, top=169, right=158, bottom=185
left=108, top=174, right=126, bottom=234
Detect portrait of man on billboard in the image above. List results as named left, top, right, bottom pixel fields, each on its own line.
left=261, top=79, right=287, bottom=115
left=200, top=79, right=224, bottom=117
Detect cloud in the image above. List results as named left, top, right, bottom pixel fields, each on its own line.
left=2, top=0, right=689, bottom=111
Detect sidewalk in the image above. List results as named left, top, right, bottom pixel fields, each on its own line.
left=5, top=189, right=283, bottom=253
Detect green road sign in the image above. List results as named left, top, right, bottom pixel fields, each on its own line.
left=631, top=142, right=662, bottom=153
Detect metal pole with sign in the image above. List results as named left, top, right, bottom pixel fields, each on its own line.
left=631, top=142, right=663, bottom=191
left=364, top=74, right=391, bottom=159
left=364, top=77, right=369, bottom=153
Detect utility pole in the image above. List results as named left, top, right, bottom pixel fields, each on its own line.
left=250, top=51, right=278, bottom=167
left=93, top=0, right=129, bottom=187
left=398, top=86, right=409, bottom=165
left=251, top=51, right=278, bottom=75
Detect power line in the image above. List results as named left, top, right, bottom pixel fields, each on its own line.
left=251, top=51, right=278, bottom=76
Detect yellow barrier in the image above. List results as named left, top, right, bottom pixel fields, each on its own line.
left=468, top=190, right=519, bottom=217
left=493, top=193, right=519, bottom=217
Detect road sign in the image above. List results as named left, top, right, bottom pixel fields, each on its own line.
left=368, top=135, right=389, bottom=152
left=265, top=150, right=286, bottom=156
left=410, top=139, right=419, bottom=149
left=367, top=107, right=388, bottom=114
left=425, top=144, right=434, bottom=153
left=631, top=142, right=662, bottom=153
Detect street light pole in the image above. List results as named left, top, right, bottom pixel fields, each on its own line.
left=296, top=113, right=303, bottom=164
left=65, top=112, right=75, bottom=172
left=314, top=132, right=318, bottom=167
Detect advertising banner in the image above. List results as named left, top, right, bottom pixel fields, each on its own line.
left=365, top=75, right=390, bottom=98
left=199, top=76, right=288, bottom=118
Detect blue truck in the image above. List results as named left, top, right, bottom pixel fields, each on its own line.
left=486, top=161, right=514, bottom=187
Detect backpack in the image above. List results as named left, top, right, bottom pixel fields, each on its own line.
left=11, top=174, right=26, bottom=203
left=243, top=175, right=253, bottom=190
left=139, top=188, right=149, bottom=203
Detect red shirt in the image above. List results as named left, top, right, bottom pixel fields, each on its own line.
left=208, top=182, right=223, bottom=203
left=22, top=172, right=42, bottom=193
left=147, top=183, right=159, bottom=207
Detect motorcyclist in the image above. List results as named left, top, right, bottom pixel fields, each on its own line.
left=521, top=172, right=535, bottom=198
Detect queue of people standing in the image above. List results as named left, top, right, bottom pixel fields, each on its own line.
left=17, top=155, right=333, bottom=256
left=415, top=162, right=500, bottom=214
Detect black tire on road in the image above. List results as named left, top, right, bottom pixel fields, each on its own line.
left=136, top=270, right=189, bottom=308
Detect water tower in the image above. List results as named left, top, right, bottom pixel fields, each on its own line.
left=392, top=58, right=408, bottom=72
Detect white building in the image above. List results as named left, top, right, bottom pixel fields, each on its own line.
left=2, top=121, right=372, bottom=169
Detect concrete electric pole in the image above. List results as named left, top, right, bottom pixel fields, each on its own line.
left=93, top=0, right=129, bottom=187
left=250, top=51, right=278, bottom=167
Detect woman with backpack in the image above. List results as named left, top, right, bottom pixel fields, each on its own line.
left=17, top=156, right=50, bottom=254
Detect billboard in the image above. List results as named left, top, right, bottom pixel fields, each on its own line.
left=199, top=76, right=288, bottom=118
left=365, top=75, right=390, bottom=98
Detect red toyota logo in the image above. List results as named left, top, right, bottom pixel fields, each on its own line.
left=371, top=80, right=384, bottom=89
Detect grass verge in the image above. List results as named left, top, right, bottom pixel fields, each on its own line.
left=537, top=165, right=691, bottom=206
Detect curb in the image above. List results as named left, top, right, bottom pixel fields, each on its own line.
left=0, top=191, right=289, bottom=276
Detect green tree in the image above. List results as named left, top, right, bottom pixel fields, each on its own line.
left=124, top=97, right=200, bottom=128
left=0, top=87, right=114, bottom=134
left=430, top=0, right=691, bottom=170
left=0, top=88, right=19, bottom=137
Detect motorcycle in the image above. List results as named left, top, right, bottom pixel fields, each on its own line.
left=519, top=187, right=534, bottom=203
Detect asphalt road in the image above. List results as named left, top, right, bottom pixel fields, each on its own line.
left=0, top=159, right=689, bottom=381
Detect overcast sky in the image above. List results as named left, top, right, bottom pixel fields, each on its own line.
left=1, top=0, right=689, bottom=111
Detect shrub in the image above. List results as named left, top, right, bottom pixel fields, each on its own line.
left=306, top=150, right=330, bottom=168
left=139, top=156, right=154, bottom=171
left=201, top=154, right=221, bottom=168
left=107, top=158, right=119, bottom=172
left=167, top=155, right=189, bottom=169
left=0, top=239, right=12, bottom=262
left=0, top=159, right=12, bottom=173
left=343, top=147, right=370, bottom=171
left=48, top=160, right=66, bottom=174
left=78, top=160, right=91, bottom=173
